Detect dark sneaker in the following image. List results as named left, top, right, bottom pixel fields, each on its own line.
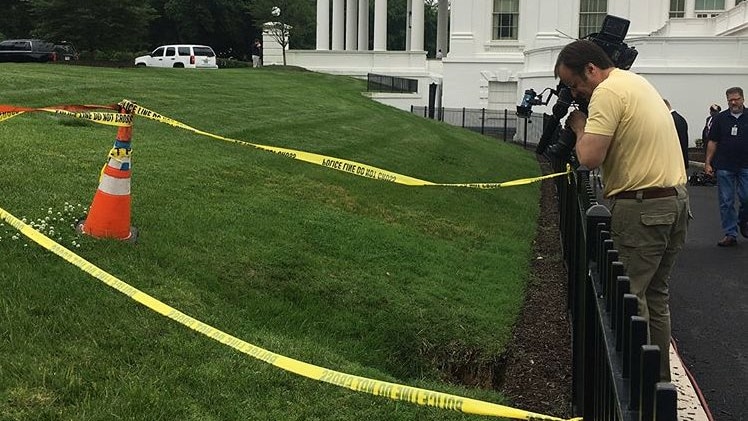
left=717, top=236, right=737, bottom=247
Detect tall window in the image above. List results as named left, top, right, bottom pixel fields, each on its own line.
left=492, top=0, right=519, bottom=40
left=695, top=0, right=724, bottom=18
left=670, top=0, right=686, bottom=17
left=579, top=0, right=608, bottom=38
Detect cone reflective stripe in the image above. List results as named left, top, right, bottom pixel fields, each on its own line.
left=78, top=113, right=137, bottom=241
left=98, top=167, right=132, bottom=195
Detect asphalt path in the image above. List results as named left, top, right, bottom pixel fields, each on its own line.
left=670, top=184, right=748, bottom=421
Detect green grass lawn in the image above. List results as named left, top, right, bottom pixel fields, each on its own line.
left=0, top=64, right=543, bottom=420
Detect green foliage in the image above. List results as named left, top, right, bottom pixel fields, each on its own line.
left=24, top=0, right=157, bottom=51
left=0, top=65, right=542, bottom=420
left=157, top=0, right=254, bottom=55
left=0, top=1, right=441, bottom=59
left=386, top=0, right=408, bottom=50
left=77, top=50, right=141, bottom=62
left=217, top=57, right=253, bottom=68
left=248, top=0, right=317, bottom=50
left=0, top=0, right=33, bottom=39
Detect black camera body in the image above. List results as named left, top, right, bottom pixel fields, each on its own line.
left=587, top=15, right=638, bottom=71
left=518, top=15, right=638, bottom=163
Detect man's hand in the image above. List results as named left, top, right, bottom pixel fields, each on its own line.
left=705, top=140, right=717, bottom=177
left=566, top=109, right=587, bottom=135
left=568, top=108, right=613, bottom=169
left=704, top=163, right=714, bottom=176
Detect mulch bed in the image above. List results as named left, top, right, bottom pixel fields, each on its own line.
left=498, top=157, right=573, bottom=419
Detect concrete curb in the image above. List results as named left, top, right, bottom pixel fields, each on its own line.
left=670, top=345, right=711, bottom=420
left=689, top=160, right=705, bottom=170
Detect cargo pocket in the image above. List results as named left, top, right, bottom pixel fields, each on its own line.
left=641, top=212, right=676, bottom=227
left=613, top=209, right=676, bottom=249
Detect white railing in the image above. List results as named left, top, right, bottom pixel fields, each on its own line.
left=286, top=50, right=428, bottom=77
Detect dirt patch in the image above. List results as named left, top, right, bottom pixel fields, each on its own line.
left=498, top=157, right=573, bottom=419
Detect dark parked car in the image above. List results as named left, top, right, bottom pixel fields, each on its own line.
left=0, top=39, right=60, bottom=63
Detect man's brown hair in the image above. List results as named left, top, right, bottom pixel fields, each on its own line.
left=726, top=87, right=744, bottom=98
left=554, top=40, right=615, bottom=79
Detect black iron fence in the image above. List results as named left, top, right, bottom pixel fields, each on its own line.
left=409, top=101, right=681, bottom=418
left=410, top=106, right=544, bottom=144
left=553, top=157, right=678, bottom=421
left=367, top=73, right=418, bottom=93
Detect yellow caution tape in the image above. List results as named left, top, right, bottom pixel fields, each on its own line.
left=0, top=111, right=25, bottom=123
left=0, top=100, right=569, bottom=187
left=0, top=205, right=580, bottom=421
left=117, top=100, right=570, bottom=189
left=42, top=109, right=133, bottom=127
left=0, top=108, right=130, bottom=127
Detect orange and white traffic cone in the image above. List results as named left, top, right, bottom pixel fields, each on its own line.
left=77, top=110, right=137, bottom=242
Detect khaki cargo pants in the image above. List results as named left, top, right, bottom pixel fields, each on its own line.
left=609, top=185, right=689, bottom=382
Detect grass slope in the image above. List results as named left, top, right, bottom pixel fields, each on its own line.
left=0, top=64, right=542, bottom=420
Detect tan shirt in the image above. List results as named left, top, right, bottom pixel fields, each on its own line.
left=585, top=69, right=687, bottom=197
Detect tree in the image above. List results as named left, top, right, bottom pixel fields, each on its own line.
left=248, top=0, right=316, bottom=50
left=157, top=0, right=255, bottom=57
left=25, top=0, right=157, bottom=52
left=264, top=6, right=291, bottom=65
left=386, top=0, right=407, bottom=50
left=0, top=0, right=34, bottom=40
left=381, top=0, right=438, bottom=53
left=424, top=0, right=438, bottom=57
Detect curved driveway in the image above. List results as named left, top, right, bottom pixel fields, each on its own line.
left=670, top=184, right=748, bottom=421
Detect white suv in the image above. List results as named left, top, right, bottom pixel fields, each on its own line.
left=134, top=44, right=218, bottom=69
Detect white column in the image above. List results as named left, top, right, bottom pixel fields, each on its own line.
left=373, top=0, right=387, bottom=51
left=685, top=0, right=696, bottom=17
left=316, top=0, right=330, bottom=50
left=358, top=0, right=369, bottom=50
left=436, top=0, right=449, bottom=55
left=345, top=0, right=358, bottom=50
left=726, top=0, right=736, bottom=10
left=410, top=0, right=424, bottom=51
left=332, top=0, right=345, bottom=50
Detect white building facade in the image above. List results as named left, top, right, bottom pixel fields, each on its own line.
left=286, top=0, right=748, bottom=145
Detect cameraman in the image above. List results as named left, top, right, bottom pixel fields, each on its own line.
left=556, top=40, right=689, bottom=382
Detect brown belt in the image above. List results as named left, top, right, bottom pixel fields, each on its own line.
left=615, top=187, right=678, bottom=200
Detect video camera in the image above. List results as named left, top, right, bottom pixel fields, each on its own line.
left=516, top=15, right=638, bottom=163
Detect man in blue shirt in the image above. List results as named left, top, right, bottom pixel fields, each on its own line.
left=704, top=87, right=748, bottom=246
